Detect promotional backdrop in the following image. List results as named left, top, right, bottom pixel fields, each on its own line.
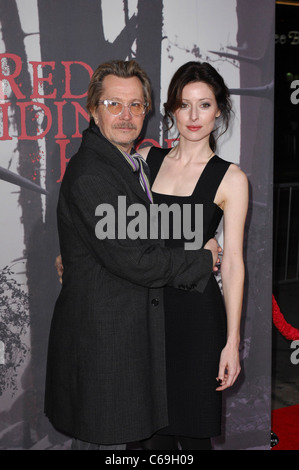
left=0, top=0, right=274, bottom=450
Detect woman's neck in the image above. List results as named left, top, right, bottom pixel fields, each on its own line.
left=170, top=137, right=214, bottom=164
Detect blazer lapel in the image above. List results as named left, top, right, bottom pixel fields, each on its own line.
left=83, top=127, right=152, bottom=207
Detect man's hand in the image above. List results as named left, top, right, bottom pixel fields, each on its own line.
left=55, top=255, right=64, bottom=283
left=204, top=238, right=222, bottom=272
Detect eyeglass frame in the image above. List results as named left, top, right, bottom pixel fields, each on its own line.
left=98, top=99, right=149, bottom=117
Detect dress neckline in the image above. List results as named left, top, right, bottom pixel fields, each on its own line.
left=152, top=154, right=217, bottom=198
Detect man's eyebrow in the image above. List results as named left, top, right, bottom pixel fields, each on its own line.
left=105, top=96, right=144, bottom=102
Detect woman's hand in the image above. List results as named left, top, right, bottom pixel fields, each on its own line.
left=216, top=343, right=241, bottom=391
left=55, top=254, right=64, bottom=284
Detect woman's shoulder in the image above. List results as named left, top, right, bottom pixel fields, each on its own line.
left=227, top=161, right=247, bottom=182
left=138, top=145, right=171, bottom=161
left=214, top=155, right=247, bottom=180
left=221, top=160, right=248, bottom=196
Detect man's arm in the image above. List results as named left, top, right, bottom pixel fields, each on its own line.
left=61, top=173, right=216, bottom=292
left=55, top=239, right=220, bottom=285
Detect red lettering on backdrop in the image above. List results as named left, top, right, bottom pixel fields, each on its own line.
left=164, top=138, right=179, bottom=148
left=136, top=139, right=179, bottom=151
left=61, top=61, right=93, bottom=99
left=0, top=102, right=13, bottom=140
left=54, top=100, right=67, bottom=139
left=30, top=61, right=57, bottom=99
left=17, top=101, right=52, bottom=140
left=0, top=54, right=175, bottom=184
left=56, top=139, right=71, bottom=183
left=136, top=139, right=160, bottom=151
left=71, top=101, right=89, bottom=138
left=0, top=53, right=26, bottom=99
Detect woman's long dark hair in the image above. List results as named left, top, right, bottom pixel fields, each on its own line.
left=163, top=61, right=232, bottom=152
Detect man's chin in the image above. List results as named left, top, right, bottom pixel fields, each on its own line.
left=113, top=138, right=136, bottom=152
left=113, top=134, right=139, bottom=148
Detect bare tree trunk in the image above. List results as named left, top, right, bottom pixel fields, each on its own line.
left=135, top=0, right=163, bottom=143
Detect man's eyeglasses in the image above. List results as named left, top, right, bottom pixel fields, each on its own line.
left=98, top=100, right=148, bottom=117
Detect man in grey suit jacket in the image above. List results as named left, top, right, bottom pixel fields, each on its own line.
left=44, top=60, right=220, bottom=450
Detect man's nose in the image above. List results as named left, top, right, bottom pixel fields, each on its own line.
left=119, top=105, right=132, bottom=120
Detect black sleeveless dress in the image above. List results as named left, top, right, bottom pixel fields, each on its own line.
left=147, top=146, right=231, bottom=438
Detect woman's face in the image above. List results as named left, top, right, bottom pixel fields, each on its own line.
left=174, top=81, right=221, bottom=144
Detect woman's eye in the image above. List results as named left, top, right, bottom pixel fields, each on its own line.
left=201, top=102, right=211, bottom=108
left=181, top=102, right=189, bottom=109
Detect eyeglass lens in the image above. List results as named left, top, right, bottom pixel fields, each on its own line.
left=105, top=101, right=145, bottom=116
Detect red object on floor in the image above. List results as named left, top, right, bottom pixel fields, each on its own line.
left=272, top=405, right=299, bottom=450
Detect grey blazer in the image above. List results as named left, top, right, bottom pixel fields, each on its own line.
left=44, top=126, right=212, bottom=445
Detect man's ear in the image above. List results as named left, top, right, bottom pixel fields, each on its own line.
left=91, top=109, right=98, bottom=124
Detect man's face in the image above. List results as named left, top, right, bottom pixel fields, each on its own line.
left=92, top=74, right=146, bottom=153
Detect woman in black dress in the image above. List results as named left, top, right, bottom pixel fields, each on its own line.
left=139, top=62, right=248, bottom=450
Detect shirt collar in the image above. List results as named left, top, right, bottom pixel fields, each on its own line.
left=90, top=123, right=138, bottom=170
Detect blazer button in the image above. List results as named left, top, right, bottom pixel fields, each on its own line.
left=151, top=298, right=159, bottom=307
